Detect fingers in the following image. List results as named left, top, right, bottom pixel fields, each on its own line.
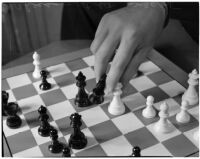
left=120, top=48, right=150, bottom=87
left=94, top=32, right=120, bottom=81
left=105, top=36, right=137, bottom=93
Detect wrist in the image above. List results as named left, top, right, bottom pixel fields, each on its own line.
left=127, top=2, right=169, bottom=28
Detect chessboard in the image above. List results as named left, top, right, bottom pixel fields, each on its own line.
left=2, top=48, right=199, bottom=157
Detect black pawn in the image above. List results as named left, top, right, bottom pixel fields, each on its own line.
left=89, top=74, right=107, bottom=104
left=48, top=129, right=64, bottom=153
left=39, top=70, right=51, bottom=90
left=38, top=105, right=53, bottom=137
left=74, top=72, right=90, bottom=107
left=2, top=90, right=9, bottom=116
left=131, top=146, right=141, bottom=157
left=62, top=146, right=71, bottom=157
left=5, top=102, right=22, bottom=129
left=68, top=113, right=87, bottom=149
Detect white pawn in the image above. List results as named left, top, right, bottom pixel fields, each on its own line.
left=176, top=100, right=190, bottom=123
left=108, top=83, right=125, bottom=115
left=154, top=102, right=173, bottom=134
left=193, top=129, right=199, bottom=142
left=32, top=51, right=41, bottom=79
left=182, top=69, right=199, bottom=105
left=142, top=95, right=156, bottom=118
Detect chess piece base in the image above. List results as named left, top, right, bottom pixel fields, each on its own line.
left=89, top=93, right=104, bottom=105
left=39, top=83, right=51, bottom=91
left=68, top=133, right=87, bottom=149
left=75, top=97, right=90, bottom=107
left=48, top=142, right=64, bottom=153
left=33, top=71, right=41, bottom=79
left=176, top=112, right=190, bottom=124
left=154, top=121, right=173, bottom=134
left=6, top=115, right=22, bottom=129
left=142, top=107, right=156, bottom=118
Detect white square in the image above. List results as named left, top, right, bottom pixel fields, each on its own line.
left=13, top=146, right=43, bottom=157
left=46, top=63, right=71, bottom=77
left=188, top=106, right=199, bottom=120
left=130, top=76, right=156, bottom=92
left=146, top=121, right=181, bottom=142
left=184, top=127, right=199, bottom=148
left=83, top=55, right=95, bottom=66
left=72, top=67, right=95, bottom=80
left=6, top=90, right=16, bottom=102
left=154, top=98, right=180, bottom=117
left=3, top=115, right=29, bottom=137
left=138, top=61, right=161, bottom=75
left=33, top=78, right=59, bottom=94
left=100, top=135, right=132, bottom=156
left=142, top=143, right=172, bottom=156
left=159, top=80, right=186, bottom=97
left=80, top=107, right=109, bottom=127
left=31, top=121, right=62, bottom=145
left=61, top=84, right=78, bottom=99
left=112, top=113, right=144, bottom=134
left=7, top=73, right=31, bottom=89
left=48, top=100, right=76, bottom=120
left=64, top=128, right=98, bottom=153
left=18, top=95, right=45, bottom=114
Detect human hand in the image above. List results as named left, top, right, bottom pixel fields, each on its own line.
left=90, top=3, right=167, bottom=94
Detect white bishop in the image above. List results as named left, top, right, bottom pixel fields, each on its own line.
left=154, top=102, right=173, bottom=134
left=32, top=51, right=41, bottom=79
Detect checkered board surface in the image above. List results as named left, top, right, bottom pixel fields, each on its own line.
left=2, top=53, right=199, bottom=157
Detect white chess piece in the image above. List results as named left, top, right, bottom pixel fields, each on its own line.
left=154, top=102, right=173, bottom=134
left=193, top=129, right=199, bottom=142
left=108, top=83, right=125, bottom=115
left=32, top=51, right=41, bottom=79
left=142, top=95, right=156, bottom=118
left=176, top=100, right=190, bottom=123
left=182, top=69, right=199, bottom=105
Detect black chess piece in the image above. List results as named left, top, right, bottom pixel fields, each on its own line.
left=131, top=146, right=141, bottom=157
left=5, top=102, right=22, bottom=129
left=62, top=146, right=71, bottom=157
left=74, top=72, right=90, bottom=107
left=48, top=129, right=64, bottom=153
left=38, top=105, right=53, bottom=137
left=39, top=70, right=51, bottom=90
left=68, top=113, right=87, bottom=149
left=89, top=74, right=107, bottom=104
left=2, top=90, right=9, bottom=116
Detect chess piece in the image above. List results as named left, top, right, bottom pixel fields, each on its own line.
left=89, top=74, right=107, bottom=104
left=38, top=105, right=53, bottom=137
left=39, top=70, right=51, bottom=90
left=142, top=95, right=156, bottom=118
left=32, top=51, right=41, bottom=79
left=68, top=113, right=87, bottom=149
left=2, top=90, right=9, bottom=116
left=176, top=100, right=190, bottom=123
left=74, top=72, right=90, bottom=107
left=48, top=129, right=64, bottom=153
left=193, top=129, right=199, bottom=142
left=62, top=146, right=71, bottom=157
left=131, top=146, right=141, bottom=157
left=5, top=102, right=22, bottom=129
left=154, top=102, right=173, bottom=134
left=182, top=69, right=199, bottom=105
left=108, top=83, right=125, bottom=115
